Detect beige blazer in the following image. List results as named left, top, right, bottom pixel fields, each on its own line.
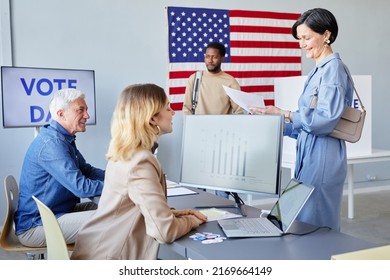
left=71, top=149, right=200, bottom=260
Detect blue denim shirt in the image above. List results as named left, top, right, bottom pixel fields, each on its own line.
left=14, top=121, right=105, bottom=235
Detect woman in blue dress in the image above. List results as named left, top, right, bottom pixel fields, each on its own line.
left=251, top=8, right=354, bottom=230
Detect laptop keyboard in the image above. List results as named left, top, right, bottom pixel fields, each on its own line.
left=234, top=218, right=274, bottom=234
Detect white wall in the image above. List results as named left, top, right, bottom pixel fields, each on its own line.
left=1, top=0, right=390, bottom=223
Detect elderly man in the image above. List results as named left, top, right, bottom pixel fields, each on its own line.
left=15, top=88, right=105, bottom=247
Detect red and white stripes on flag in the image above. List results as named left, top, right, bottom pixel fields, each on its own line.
left=166, top=6, right=302, bottom=111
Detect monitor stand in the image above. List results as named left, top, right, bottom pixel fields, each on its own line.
left=229, top=192, right=247, bottom=217
left=195, top=192, right=247, bottom=217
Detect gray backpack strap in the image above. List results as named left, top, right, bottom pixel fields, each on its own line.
left=191, top=70, right=203, bottom=114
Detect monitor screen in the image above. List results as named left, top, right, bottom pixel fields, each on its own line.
left=1, top=66, right=96, bottom=128
left=180, top=114, right=283, bottom=197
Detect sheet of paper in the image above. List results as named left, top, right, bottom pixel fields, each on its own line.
left=199, top=207, right=242, bottom=222
left=167, top=187, right=198, bottom=197
left=166, top=179, right=180, bottom=188
left=223, top=85, right=265, bottom=111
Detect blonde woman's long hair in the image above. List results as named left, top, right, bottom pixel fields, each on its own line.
left=106, top=84, right=167, bottom=161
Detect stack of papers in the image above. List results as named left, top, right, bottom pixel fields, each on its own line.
left=167, top=187, right=198, bottom=197
left=199, top=208, right=242, bottom=222
left=166, top=180, right=180, bottom=188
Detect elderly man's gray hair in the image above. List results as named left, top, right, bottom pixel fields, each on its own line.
left=49, top=88, right=85, bottom=120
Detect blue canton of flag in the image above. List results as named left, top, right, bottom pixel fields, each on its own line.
left=168, top=7, right=231, bottom=63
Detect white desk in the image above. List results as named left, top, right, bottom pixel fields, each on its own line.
left=282, top=149, right=390, bottom=219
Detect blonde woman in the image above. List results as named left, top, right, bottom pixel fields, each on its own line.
left=71, top=84, right=207, bottom=260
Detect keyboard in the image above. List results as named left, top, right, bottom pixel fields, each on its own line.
left=218, top=217, right=283, bottom=238
left=234, top=218, right=275, bottom=234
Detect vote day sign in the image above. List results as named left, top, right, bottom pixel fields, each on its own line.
left=1, top=66, right=96, bottom=128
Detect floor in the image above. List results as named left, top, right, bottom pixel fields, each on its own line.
left=1, top=184, right=390, bottom=260
left=339, top=186, right=390, bottom=245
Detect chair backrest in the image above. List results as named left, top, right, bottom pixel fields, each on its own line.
left=1, top=175, right=46, bottom=259
left=1, top=175, right=24, bottom=248
left=32, top=196, right=70, bottom=260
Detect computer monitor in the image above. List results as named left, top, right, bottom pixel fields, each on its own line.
left=1, top=66, right=96, bottom=128
left=180, top=114, right=284, bottom=211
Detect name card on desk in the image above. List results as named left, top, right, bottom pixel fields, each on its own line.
left=331, top=244, right=390, bottom=260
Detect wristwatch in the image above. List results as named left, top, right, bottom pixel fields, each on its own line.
left=284, top=110, right=291, bottom=123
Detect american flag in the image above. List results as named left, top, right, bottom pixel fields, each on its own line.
left=166, top=6, right=302, bottom=110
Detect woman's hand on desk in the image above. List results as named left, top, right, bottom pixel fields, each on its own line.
left=172, top=209, right=208, bottom=223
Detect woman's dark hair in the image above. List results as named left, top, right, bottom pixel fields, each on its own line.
left=291, top=8, right=338, bottom=45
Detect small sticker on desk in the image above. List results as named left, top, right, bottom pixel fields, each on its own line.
left=190, top=232, right=226, bottom=244
left=201, top=238, right=224, bottom=244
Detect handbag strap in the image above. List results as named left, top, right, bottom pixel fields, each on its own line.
left=342, top=64, right=366, bottom=111
left=352, top=87, right=365, bottom=111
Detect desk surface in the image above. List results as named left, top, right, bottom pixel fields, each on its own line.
left=162, top=189, right=378, bottom=260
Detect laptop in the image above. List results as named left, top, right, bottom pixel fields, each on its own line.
left=218, top=179, right=315, bottom=238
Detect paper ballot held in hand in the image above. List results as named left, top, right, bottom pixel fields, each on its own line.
left=223, top=86, right=265, bottom=111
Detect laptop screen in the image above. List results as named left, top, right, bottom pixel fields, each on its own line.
left=267, top=179, right=315, bottom=233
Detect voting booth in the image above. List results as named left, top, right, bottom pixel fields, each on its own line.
left=274, top=75, right=372, bottom=161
